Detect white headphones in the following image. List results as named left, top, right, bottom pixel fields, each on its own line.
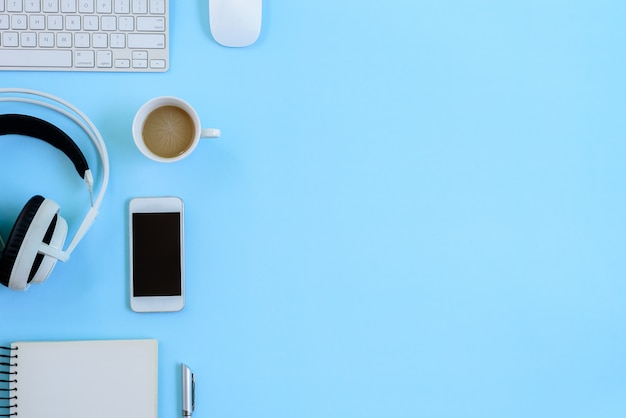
left=0, top=88, right=109, bottom=291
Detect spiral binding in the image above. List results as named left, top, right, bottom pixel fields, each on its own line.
left=0, top=346, right=17, bottom=417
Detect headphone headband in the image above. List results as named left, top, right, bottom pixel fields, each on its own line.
left=0, top=88, right=110, bottom=258
left=0, top=114, right=90, bottom=178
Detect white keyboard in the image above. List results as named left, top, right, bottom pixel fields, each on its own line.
left=0, top=0, right=169, bottom=72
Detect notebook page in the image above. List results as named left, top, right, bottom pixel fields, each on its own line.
left=9, top=339, right=158, bottom=418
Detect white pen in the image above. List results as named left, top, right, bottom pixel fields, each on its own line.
left=182, top=364, right=195, bottom=417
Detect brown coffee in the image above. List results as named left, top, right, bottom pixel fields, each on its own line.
left=141, top=105, right=196, bottom=158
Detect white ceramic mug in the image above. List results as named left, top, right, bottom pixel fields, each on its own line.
left=132, top=96, right=220, bottom=162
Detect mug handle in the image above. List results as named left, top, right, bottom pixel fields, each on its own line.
left=201, top=128, right=221, bottom=138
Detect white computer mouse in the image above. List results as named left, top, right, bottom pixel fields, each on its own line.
left=209, top=0, right=262, bottom=47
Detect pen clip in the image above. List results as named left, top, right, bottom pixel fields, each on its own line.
left=191, top=372, right=195, bottom=413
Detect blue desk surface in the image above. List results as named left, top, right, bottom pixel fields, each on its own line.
left=2, top=1, right=626, bottom=417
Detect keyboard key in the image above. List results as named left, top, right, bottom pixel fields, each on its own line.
left=128, top=33, right=164, bottom=48
left=42, top=1, right=59, bottom=12
left=92, top=33, right=108, bottom=47
left=132, top=0, right=148, bottom=14
left=79, top=0, right=95, bottom=13
left=47, top=15, right=63, bottom=30
left=29, top=15, right=45, bottom=30
left=61, top=0, right=77, bottom=13
left=11, top=14, right=27, bottom=29
left=150, top=58, right=165, bottom=69
left=57, top=32, right=72, bottom=47
left=101, top=16, right=116, bottom=30
left=96, top=50, right=112, bottom=67
left=137, top=16, right=164, bottom=31
left=114, top=0, right=130, bottom=13
left=83, top=15, right=99, bottom=30
left=21, top=32, right=37, bottom=46
left=7, top=1, right=23, bottom=13
left=119, top=16, right=134, bottom=31
left=75, top=50, right=95, bottom=67
left=114, top=58, right=130, bottom=68
left=149, top=0, right=165, bottom=14
left=132, top=50, right=147, bottom=59
left=38, top=32, right=55, bottom=47
left=0, top=49, right=72, bottom=67
left=2, top=32, right=18, bottom=46
left=65, top=15, right=81, bottom=30
left=24, top=1, right=40, bottom=13
left=96, top=0, right=112, bottom=13
left=75, top=33, right=90, bottom=47
left=132, top=58, right=147, bottom=68
left=110, top=33, right=125, bottom=47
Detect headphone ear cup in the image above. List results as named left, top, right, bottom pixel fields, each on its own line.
left=0, top=196, right=68, bottom=291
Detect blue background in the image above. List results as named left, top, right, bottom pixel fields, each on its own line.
left=1, top=1, right=626, bottom=417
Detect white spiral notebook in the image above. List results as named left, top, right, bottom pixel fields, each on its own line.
left=2, top=339, right=158, bottom=418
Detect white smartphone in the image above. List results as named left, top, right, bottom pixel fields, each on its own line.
left=129, top=197, right=185, bottom=312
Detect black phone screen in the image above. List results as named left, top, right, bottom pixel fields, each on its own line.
left=132, top=212, right=182, bottom=297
